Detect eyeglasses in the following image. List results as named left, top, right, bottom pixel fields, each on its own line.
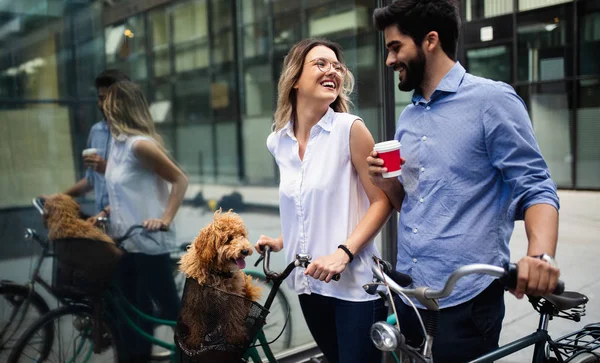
left=306, top=58, right=347, bottom=76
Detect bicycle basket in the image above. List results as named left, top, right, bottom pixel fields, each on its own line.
left=52, top=238, right=123, bottom=298
left=175, top=278, right=269, bottom=363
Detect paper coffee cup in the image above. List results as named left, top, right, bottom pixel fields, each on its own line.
left=82, top=148, right=98, bottom=157
left=374, top=140, right=401, bottom=178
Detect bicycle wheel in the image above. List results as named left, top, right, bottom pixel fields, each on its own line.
left=247, top=271, right=293, bottom=353
left=0, top=283, right=52, bottom=361
left=8, top=305, right=124, bottom=363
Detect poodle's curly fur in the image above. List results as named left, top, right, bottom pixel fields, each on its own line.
left=44, top=193, right=114, bottom=244
left=178, top=209, right=262, bottom=348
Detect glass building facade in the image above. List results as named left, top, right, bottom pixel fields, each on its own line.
left=1, top=0, right=598, bottom=360
left=462, top=0, right=600, bottom=189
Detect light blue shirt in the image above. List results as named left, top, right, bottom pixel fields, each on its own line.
left=84, top=121, right=111, bottom=213
left=395, top=62, right=559, bottom=308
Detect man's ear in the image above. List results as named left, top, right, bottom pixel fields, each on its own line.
left=423, top=31, right=440, bottom=52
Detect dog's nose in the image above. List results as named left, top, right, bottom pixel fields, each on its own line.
left=241, top=249, right=250, bottom=256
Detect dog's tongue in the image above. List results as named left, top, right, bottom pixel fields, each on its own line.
left=235, top=258, right=246, bottom=269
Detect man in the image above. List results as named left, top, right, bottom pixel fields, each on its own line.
left=367, top=1, right=560, bottom=361
left=47, top=69, right=129, bottom=217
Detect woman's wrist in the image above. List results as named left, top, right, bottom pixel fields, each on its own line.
left=99, top=208, right=109, bottom=217
left=337, top=244, right=354, bottom=264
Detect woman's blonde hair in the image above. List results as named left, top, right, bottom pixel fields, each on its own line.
left=273, top=38, right=355, bottom=132
left=103, top=80, right=166, bottom=151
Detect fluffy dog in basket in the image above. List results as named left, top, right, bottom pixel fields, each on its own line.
left=44, top=193, right=114, bottom=245
left=178, top=209, right=262, bottom=349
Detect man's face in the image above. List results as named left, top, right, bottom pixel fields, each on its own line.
left=97, top=87, right=108, bottom=116
left=384, top=25, right=426, bottom=92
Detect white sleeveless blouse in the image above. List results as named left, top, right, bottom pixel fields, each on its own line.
left=267, top=107, right=379, bottom=301
left=105, top=135, right=176, bottom=255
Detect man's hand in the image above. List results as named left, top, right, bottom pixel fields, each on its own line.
left=511, top=256, right=560, bottom=299
left=366, top=150, right=405, bottom=190
left=83, top=154, right=107, bottom=174
left=304, top=249, right=349, bottom=283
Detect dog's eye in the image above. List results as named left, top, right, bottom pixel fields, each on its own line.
left=225, top=237, right=233, bottom=245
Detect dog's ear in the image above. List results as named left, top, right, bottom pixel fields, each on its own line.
left=197, top=227, right=218, bottom=263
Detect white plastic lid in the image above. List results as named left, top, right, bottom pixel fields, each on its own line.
left=373, top=140, right=400, bottom=153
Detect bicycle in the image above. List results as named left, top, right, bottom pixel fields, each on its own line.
left=6, top=199, right=293, bottom=362
left=365, top=256, right=600, bottom=363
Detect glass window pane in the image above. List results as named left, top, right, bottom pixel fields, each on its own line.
left=213, top=31, right=234, bottom=64
left=517, top=6, right=573, bottom=82
left=244, top=64, right=274, bottom=117
left=242, top=23, right=270, bottom=59
left=518, top=82, right=573, bottom=187
left=241, top=0, right=269, bottom=25
left=576, top=79, right=600, bottom=188
left=466, top=45, right=511, bottom=83
left=212, top=0, right=233, bottom=31
left=0, top=104, right=77, bottom=208
left=105, top=15, right=148, bottom=81
left=519, top=0, right=570, bottom=12
left=580, top=10, right=600, bottom=76
left=465, top=0, right=514, bottom=22
left=149, top=8, right=170, bottom=77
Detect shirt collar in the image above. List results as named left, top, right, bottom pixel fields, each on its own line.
left=412, top=62, right=466, bottom=104
left=281, top=107, right=335, bottom=138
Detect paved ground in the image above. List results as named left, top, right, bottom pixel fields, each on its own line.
left=1, top=188, right=598, bottom=362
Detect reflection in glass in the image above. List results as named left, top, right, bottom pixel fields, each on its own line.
left=517, top=9, right=571, bottom=82
left=0, top=104, right=76, bottom=208
left=105, top=15, right=148, bottom=81
left=576, top=79, right=600, bottom=188
left=243, top=23, right=270, bottom=59
left=518, top=0, right=570, bottom=13
left=173, top=1, right=209, bottom=72
left=518, top=83, right=572, bottom=187
left=466, top=46, right=511, bottom=83
left=150, top=9, right=170, bottom=77
left=465, top=0, right=513, bottom=22
left=580, top=12, right=600, bottom=76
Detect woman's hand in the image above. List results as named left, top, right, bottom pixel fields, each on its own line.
left=254, top=235, right=284, bottom=254
left=305, top=249, right=350, bottom=283
left=143, top=218, right=169, bottom=232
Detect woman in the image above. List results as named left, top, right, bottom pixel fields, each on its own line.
left=255, top=39, right=392, bottom=363
left=94, top=80, right=188, bottom=362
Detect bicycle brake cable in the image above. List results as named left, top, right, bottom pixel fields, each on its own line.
left=376, top=259, right=427, bottom=340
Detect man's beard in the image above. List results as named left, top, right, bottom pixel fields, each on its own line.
left=397, top=48, right=426, bottom=92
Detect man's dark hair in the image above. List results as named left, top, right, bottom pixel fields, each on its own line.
left=95, top=69, right=130, bottom=90
left=373, top=0, right=460, bottom=61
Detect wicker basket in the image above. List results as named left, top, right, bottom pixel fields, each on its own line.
left=52, top=238, right=123, bottom=298
left=175, top=278, right=269, bottom=363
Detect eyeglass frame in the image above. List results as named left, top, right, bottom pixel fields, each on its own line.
left=305, top=57, right=348, bottom=76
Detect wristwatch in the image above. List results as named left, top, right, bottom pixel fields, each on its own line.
left=532, top=253, right=558, bottom=268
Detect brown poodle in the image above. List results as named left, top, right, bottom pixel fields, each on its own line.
left=178, top=209, right=262, bottom=350
left=44, top=193, right=114, bottom=245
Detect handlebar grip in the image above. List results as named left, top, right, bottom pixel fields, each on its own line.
left=501, top=263, right=565, bottom=295
left=332, top=273, right=341, bottom=281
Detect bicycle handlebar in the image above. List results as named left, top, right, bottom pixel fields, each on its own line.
left=370, top=260, right=564, bottom=303
left=254, top=246, right=341, bottom=282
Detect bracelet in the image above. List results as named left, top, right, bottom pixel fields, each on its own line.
left=337, top=244, right=354, bottom=263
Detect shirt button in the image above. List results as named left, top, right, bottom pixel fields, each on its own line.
left=420, top=167, right=425, bottom=172
left=413, top=228, right=418, bottom=234
left=413, top=258, right=418, bottom=263
left=426, top=106, right=431, bottom=111
left=421, top=136, right=427, bottom=141
left=419, top=198, right=424, bottom=203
